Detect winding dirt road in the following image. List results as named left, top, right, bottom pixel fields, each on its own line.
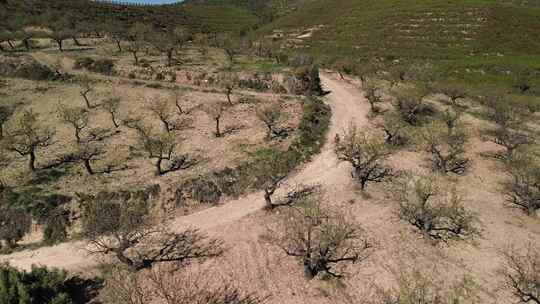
left=0, top=72, right=369, bottom=271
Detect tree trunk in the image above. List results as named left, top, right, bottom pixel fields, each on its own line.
left=29, top=148, right=36, bottom=171
left=81, top=91, right=91, bottom=108
left=83, top=159, right=95, bottom=175
left=56, top=40, right=63, bottom=52
left=75, top=128, right=82, bottom=143
left=132, top=51, right=139, bottom=65
left=303, top=260, right=317, bottom=279
left=111, top=113, right=119, bottom=128
left=167, top=50, right=173, bottom=67
left=115, top=40, right=122, bottom=52
left=72, top=37, right=82, bottom=46
left=226, top=89, right=233, bottom=105
left=162, top=120, right=170, bottom=133
left=215, top=118, right=221, bottom=137
left=23, top=39, right=30, bottom=51
left=115, top=248, right=136, bottom=269
left=264, top=187, right=277, bottom=209
left=156, top=158, right=164, bottom=175
left=338, top=71, right=344, bottom=80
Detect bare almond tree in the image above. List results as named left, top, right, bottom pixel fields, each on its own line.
left=393, top=87, right=435, bottom=126
left=501, top=153, right=540, bottom=216
left=484, top=96, right=532, bottom=159
left=57, top=104, right=89, bottom=143
left=500, top=243, right=540, bottom=304
left=79, top=76, right=96, bottom=109
left=101, top=265, right=262, bottom=304
left=376, top=112, right=408, bottom=146
left=421, top=122, right=470, bottom=175
left=137, top=127, right=193, bottom=175
left=256, top=103, right=287, bottom=139
left=102, top=96, right=121, bottom=128
left=363, top=80, right=383, bottom=114
left=269, top=199, right=371, bottom=279
left=219, top=72, right=239, bottom=105
left=435, top=83, right=468, bottom=107
left=395, top=173, right=480, bottom=241
left=203, top=101, right=227, bottom=137
left=336, top=125, right=394, bottom=190
left=59, top=143, right=105, bottom=175
left=372, top=266, right=478, bottom=304
left=251, top=149, right=295, bottom=209
left=5, top=110, right=55, bottom=171
left=81, top=194, right=223, bottom=271
left=147, top=97, right=177, bottom=133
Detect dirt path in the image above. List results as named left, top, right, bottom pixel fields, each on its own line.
left=0, top=72, right=369, bottom=271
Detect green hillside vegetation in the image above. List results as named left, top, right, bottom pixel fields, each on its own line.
left=0, top=0, right=261, bottom=33
left=260, top=0, right=540, bottom=93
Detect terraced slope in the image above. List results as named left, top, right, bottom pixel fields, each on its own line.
left=264, top=0, right=540, bottom=60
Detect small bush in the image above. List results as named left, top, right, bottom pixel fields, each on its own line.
left=74, top=57, right=115, bottom=75
left=1, top=187, right=71, bottom=222
left=0, top=264, right=76, bottom=303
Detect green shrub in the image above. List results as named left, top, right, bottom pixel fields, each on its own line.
left=0, top=265, right=74, bottom=304
left=1, top=187, right=71, bottom=222
left=43, top=209, right=70, bottom=245
left=288, top=97, right=331, bottom=162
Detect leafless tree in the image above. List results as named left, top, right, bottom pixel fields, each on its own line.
left=393, top=87, right=435, bottom=126
left=336, top=125, right=394, bottom=190
left=375, top=112, right=408, bottom=146
left=268, top=199, right=371, bottom=279
left=59, top=143, right=105, bottom=175
left=500, top=243, right=540, bottom=304
left=0, top=207, right=32, bottom=250
left=363, top=80, right=384, bottom=114
left=79, top=76, right=96, bottom=108
left=126, top=23, right=151, bottom=65
left=203, top=101, right=227, bottom=137
left=147, top=97, right=178, bottom=133
left=137, top=127, right=193, bottom=175
left=256, top=103, right=287, bottom=139
left=101, top=265, right=262, bottom=304
left=251, top=149, right=295, bottom=209
left=395, top=173, right=480, bottom=241
left=57, top=104, right=89, bottom=144
left=219, top=72, right=239, bottom=105
left=421, top=123, right=470, bottom=175
left=151, top=26, right=189, bottom=67
left=102, top=96, right=121, bottom=128
left=372, top=266, right=478, bottom=304
left=484, top=97, right=532, bottom=159
left=501, top=153, right=540, bottom=216
left=47, top=28, right=73, bottom=52
left=217, top=34, right=242, bottom=65
left=435, top=83, right=468, bottom=107
left=4, top=110, right=55, bottom=171
left=81, top=194, right=223, bottom=271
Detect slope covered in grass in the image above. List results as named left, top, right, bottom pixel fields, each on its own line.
left=260, top=0, right=538, bottom=87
